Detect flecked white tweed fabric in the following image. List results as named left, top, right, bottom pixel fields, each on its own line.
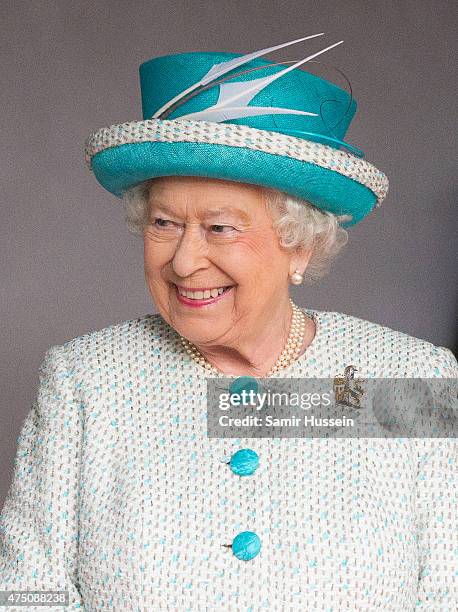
left=1, top=308, right=457, bottom=611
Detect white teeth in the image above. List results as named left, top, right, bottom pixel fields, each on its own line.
left=177, top=285, right=230, bottom=299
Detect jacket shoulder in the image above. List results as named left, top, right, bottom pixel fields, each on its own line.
left=313, top=310, right=457, bottom=377
left=61, top=313, right=167, bottom=348
left=52, top=313, right=178, bottom=372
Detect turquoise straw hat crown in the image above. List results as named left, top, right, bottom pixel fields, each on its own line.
left=85, top=34, right=389, bottom=227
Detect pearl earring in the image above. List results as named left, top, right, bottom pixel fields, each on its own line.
left=290, top=269, right=304, bottom=285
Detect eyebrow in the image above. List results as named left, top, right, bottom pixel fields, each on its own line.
left=149, top=200, right=252, bottom=222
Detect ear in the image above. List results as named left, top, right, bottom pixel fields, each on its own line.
left=289, top=245, right=313, bottom=277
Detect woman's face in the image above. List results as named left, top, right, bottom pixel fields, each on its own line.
left=143, top=176, right=308, bottom=346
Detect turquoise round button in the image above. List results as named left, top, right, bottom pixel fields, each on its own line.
left=229, top=448, right=259, bottom=476
left=228, top=376, right=258, bottom=398
left=232, top=531, right=261, bottom=561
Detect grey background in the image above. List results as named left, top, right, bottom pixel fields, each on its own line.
left=1, top=0, right=457, bottom=504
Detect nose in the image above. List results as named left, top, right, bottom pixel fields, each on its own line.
left=172, top=224, right=210, bottom=278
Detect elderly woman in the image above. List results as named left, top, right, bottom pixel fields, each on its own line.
left=1, top=35, right=457, bottom=611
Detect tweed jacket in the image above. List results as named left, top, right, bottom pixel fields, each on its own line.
left=1, top=308, right=457, bottom=611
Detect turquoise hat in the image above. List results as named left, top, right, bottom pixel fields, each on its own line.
left=84, top=34, right=389, bottom=227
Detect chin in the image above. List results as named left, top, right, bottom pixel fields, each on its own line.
left=176, top=320, right=225, bottom=346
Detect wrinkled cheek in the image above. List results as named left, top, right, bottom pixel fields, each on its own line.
left=143, top=238, right=174, bottom=270
left=144, top=275, right=168, bottom=308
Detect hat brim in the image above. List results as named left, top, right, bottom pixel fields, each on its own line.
left=86, top=119, right=387, bottom=227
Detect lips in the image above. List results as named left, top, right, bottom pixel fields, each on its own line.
left=173, top=283, right=234, bottom=307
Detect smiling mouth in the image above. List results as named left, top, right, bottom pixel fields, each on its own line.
left=174, top=284, right=234, bottom=300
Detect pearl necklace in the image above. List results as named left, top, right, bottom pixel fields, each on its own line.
left=179, top=299, right=307, bottom=377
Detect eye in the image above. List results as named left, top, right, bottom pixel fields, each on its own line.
left=210, top=224, right=237, bottom=234
left=153, top=218, right=174, bottom=228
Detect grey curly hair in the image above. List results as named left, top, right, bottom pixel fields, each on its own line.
left=122, top=179, right=349, bottom=283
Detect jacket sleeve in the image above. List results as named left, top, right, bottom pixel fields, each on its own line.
left=415, top=346, right=458, bottom=610
left=0, top=345, right=84, bottom=611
